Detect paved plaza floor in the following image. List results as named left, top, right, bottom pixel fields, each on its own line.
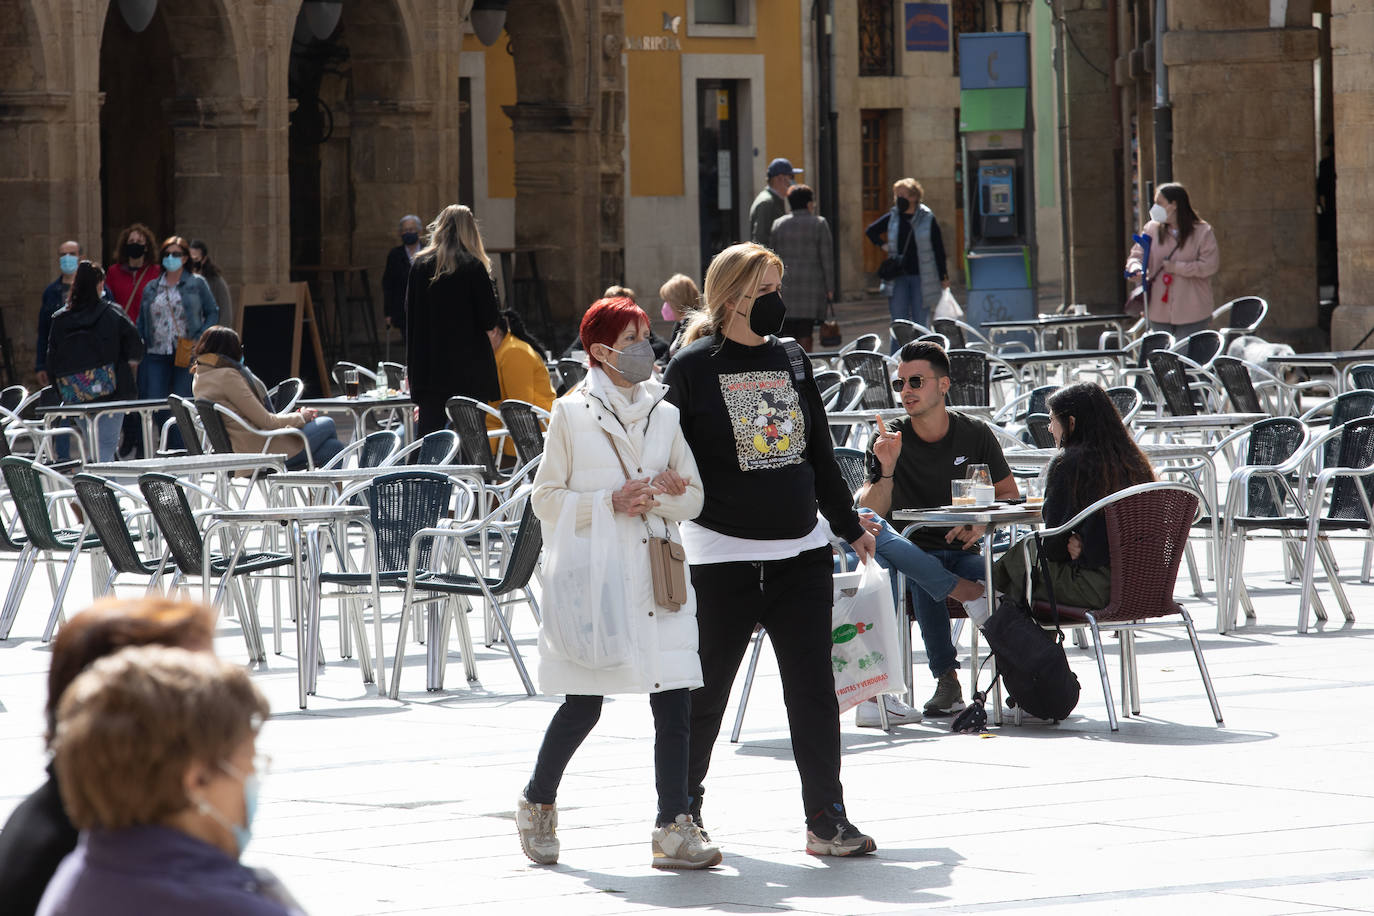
left=3, top=527, right=1374, bottom=915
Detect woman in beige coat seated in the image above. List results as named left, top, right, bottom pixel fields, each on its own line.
left=190, top=326, right=344, bottom=469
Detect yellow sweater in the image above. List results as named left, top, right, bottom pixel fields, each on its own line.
left=487, top=332, right=556, bottom=456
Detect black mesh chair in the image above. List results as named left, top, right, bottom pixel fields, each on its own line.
left=331, top=361, right=371, bottom=393
left=826, top=375, right=864, bottom=411
left=446, top=396, right=504, bottom=482
left=1213, top=295, right=1268, bottom=344
left=1171, top=329, right=1224, bottom=369
left=933, top=318, right=967, bottom=350
left=324, top=430, right=402, bottom=471
left=0, top=385, right=27, bottom=414
left=204, top=400, right=316, bottom=469
left=393, top=494, right=540, bottom=697
left=498, top=399, right=548, bottom=470
left=138, top=472, right=295, bottom=661
left=889, top=319, right=921, bottom=350
left=556, top=358, right=588, bottom=394
left=0, top=457, right=99, bottom=642
left=840, top=352, right=894, bottom=409
left=195, top=398, right=237, bottom=454
left=917, top=332, right=950, bottom=350
left=1026, top=413, right=1055, bottom=448
left=380, top=362, right=407, bottom=390
left=842, top=332, right=881, bottom=354
left=1105, top=386, right=1143, bottom=424
left=1146, top=350, right=1204, bottom=416
left=813, top=369, right=843, bottom=394
left=1348, top=364, right=1374, bottom=393
left=1299, top=389, right=1374, bottom=467
left=1220, top=416, right=1369, bottom=634
left=267, top=378, right=304, bottom=413
left=161, top=394, right=204, bottom=456
left=832, top=447, right=868, bottom=498
left=386, top=430, right=461, bottom=466
left=946, top=349, right=990, bottom=408
left=72, top=474, right=166, bottom=595
left=1211, top=356, right=1265, bottom=414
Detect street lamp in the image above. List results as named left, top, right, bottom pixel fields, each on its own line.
left=470, top=0, right=509, bottom=46
left=302, top=1, right=343, bottom=41
left=117, top=0, right=157, bottom=33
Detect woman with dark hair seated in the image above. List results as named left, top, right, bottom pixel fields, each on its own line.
left=0, top=599, right=215, bottom=916
left=487, top=308, right=557, bottom=457
left=992, top=382, right=1155, bottom=609
left=190, top=325, right=344, bottom=469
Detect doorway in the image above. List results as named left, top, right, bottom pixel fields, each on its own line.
left=860, top=110, right=889, bottom=276
left=697, top=79, right=740, bottom=278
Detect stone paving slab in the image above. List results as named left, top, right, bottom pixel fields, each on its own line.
left=3, top=533, right=1374, bottom=914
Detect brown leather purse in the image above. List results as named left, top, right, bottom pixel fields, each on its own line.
left=601, top=428, right=689, bottom=612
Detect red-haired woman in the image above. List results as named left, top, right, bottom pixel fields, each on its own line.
left=519, top=297, right=717, bottom=869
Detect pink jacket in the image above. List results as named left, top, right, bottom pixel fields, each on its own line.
left=1125, top=220, right=1220, bottom=325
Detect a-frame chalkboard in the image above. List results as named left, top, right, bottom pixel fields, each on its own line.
left=237, top=282, right=330, bottom=396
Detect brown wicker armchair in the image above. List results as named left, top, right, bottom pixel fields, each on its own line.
left=1019, top=481, right=1224, bottom=732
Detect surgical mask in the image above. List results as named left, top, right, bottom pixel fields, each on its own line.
left=194, top=772, right=259, bottom=857
left=1149, top=203, right=1168, bottom=224
left=58, top=254, right=79, bottom=275
left=401, top=231, right=419, bottom=246
left=747, top=290, right=787, bottom=337
left=602, top=338, right=655, bottom=384
left=124, top=242, right=146, bottom=260
left=661, top=301, right=676, bottom=322
left=162, top=254, right=183, bottom=272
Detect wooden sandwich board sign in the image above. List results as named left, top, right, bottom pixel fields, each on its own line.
left=237, top=282, right=330, bottom=396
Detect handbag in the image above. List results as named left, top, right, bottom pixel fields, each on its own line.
left=876, top=211, right=916, bottom=281
left=600, top=428, right=689, bottom=612
left=173, top=336, right=196, bottom=369
left=56, top=364, right=117, bottom=403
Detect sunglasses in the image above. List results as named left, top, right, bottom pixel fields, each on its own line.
left=890, top=375, right=933, bottom=393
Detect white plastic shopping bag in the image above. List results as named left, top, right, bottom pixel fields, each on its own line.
left=538, top=495, right=636, bottom=670
left=934, top=287, right=965, bottom=320
left=830, top=561, right=904, bottom=713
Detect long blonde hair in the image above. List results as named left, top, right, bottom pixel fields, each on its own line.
left=681, top=243, right=784, bottom=346
left=418, top=204, right=491, bottom=282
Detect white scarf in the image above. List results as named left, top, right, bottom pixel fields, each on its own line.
left=586, top=367, right=664, bottom=454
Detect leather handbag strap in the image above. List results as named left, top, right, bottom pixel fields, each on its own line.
left=599, top=425, right=658, bottom=538
left=123, top=265, right=149, bottom=313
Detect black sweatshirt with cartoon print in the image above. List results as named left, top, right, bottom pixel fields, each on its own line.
left=664, top=334, right=863, bottom=545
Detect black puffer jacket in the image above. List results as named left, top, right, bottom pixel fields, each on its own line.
left=46, top=301, right=144, bottom=402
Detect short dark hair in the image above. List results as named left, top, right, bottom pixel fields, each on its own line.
left=897, top=340, right=950, bottom=376
left=195, top=325, right=243, bottom=361
left=787, top=184, right=814, bottom=211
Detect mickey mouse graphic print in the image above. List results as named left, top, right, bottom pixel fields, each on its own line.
left=720, top=370, right=808, bottom=471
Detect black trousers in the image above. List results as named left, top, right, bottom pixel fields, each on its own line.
left=524, top=689, right=692, bottom=825
left=688, top=545, right=844, bottom=818
left=413, top=396, right=449, bottom=438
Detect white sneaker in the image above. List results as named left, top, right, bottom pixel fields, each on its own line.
left=854, top=695, right=922, bottom=728
left=516, top=795, right=559, bottom=865
left=652, top=814, right=722, bottom=869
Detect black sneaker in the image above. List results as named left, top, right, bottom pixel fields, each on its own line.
left=805, top=805, right=876, bottom=857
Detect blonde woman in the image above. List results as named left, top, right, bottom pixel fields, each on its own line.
left=664, top=242, right=878, bottom=857
left=405, top=204, right=501, bottom=435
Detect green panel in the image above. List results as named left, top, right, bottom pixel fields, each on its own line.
left=959, top=89, right=1027, bottom=132
left=1033, top=1, right=1057, bottom=205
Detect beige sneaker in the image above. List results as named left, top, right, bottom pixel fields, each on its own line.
left=516, top=795, right=559, bottom=865
left=651, top=814, right=722, bottom=869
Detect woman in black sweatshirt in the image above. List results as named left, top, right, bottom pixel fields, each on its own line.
left=663, top=242, right=878, bottom=857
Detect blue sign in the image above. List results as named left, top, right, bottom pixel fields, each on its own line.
left=905, top=3, right=949, bottom=52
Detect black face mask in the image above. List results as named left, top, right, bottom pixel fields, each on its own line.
left=401, top=232, right=419, bottom=246
left=124, top=242, right=146, bottom=260
left=748, top=291, right=787, bottom=337
left=895, top=197, right=910, bottom=213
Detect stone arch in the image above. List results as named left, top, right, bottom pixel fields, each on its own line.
left=0, top=0, right=46, bottom=92
left=97, top=0, right=247, bottom=269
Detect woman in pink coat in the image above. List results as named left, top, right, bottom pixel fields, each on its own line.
left=1125, top=182, right=1220, bottom=337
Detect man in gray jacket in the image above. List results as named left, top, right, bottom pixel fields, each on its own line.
left=769, top=185, right=834, bottom=351
left=749, top=157, right=801, bottom=248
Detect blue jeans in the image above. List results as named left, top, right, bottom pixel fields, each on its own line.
left=865, top=514, right=983, bottom=678
left=93, top=412, right=122, bottom=463
left=138, top=353, right=193, bottom=451
left=286, top=416, right=345, bottom=469
left=886, top=275, right=926, bottom=351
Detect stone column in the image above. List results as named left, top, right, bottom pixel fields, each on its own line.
left=1329, top=2, right=1374, bottom=349
left=1163, top=6, right=1320, bottom=346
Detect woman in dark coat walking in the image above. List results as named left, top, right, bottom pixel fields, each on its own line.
left=404, top=204, right=502, bottom=435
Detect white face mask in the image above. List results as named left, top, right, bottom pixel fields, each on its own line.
left=1149, top=203, right=1169, bottom=224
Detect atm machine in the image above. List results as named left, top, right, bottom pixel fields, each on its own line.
left=958, top=33, right=1036, bottom=344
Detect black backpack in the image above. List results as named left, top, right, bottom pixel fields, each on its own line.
left=979, top=533, right=1080, bottom=722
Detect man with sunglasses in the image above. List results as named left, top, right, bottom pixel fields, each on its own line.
left=853, top=340, right=1018, bottom=725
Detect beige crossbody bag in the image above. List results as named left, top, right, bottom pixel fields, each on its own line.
left=600, top=428, right=688, bottom=612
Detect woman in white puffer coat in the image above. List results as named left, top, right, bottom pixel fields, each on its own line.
left=516, top=296, right=719, bottom=871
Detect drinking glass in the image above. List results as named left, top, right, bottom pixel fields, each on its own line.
left=966, top=463, right=995, bottom=506
left=1024, top=477, right=1045, bottom=506
left=343, top=369, right=360, bottom=399
left=950, top=479, right=976, bottom=507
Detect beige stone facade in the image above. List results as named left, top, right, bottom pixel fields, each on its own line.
left=0, top=0, right=625, bottom=381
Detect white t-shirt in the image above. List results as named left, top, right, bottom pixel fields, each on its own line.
left=680, top=515, right=832, bottom=565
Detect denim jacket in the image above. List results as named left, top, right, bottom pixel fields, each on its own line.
left=135, top=272, right=219, bottom=347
